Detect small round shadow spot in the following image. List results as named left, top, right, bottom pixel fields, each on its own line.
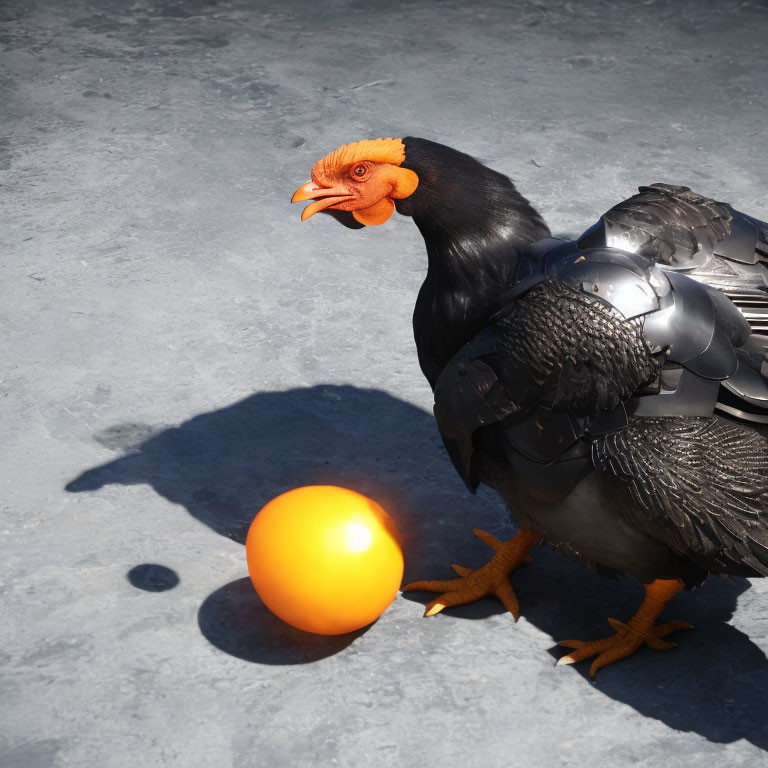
left=127, top=564, right=180, bottom=592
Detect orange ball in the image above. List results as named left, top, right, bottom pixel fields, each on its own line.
left=245, top=485, right=404, bottom=635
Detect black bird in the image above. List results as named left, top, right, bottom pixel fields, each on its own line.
left=293, top=137, right=768, bottom=675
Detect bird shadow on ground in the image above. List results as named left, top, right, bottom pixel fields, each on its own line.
left=66, top=384, right=768, bottom=748
left=522, top=550, right=768, bottom=751
left=65, top=385, right=476, bottom=663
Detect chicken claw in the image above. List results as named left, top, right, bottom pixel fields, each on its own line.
left=556, top=579, right=693, bottom=677
left=402, top=528, right=540, bottom=620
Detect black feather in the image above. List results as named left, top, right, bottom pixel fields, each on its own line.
left=491, top=277, right=660, bottom=415
left=585, top=183, right=733, bottom=267
left=593, top=417, right=768, bottom=576
left=396, top=138, right=550, bottom=387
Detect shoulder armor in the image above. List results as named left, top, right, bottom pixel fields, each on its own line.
left=512, top=238, right=744, bottom=382
left=546, top=245, right=665, bottom=319
left=643, top=270, right=738, bottom=380
left=548, top=244, right=742, bottom=381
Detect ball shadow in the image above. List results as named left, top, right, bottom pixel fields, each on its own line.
left=127, top=563, right=180, bottom=592
left=198, top=578, right=366, bottom=664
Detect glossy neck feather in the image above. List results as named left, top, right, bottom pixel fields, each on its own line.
left=395, top=137, right=551, bottom=387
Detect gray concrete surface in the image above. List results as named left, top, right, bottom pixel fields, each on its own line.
left=2, top=0, right=768, bottom=765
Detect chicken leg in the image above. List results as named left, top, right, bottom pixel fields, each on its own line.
left=402, top=528, right=541, bottom=619
left=557, top=578, right=693, bottom=677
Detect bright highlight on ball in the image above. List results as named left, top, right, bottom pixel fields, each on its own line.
left=246, top=485, right=404, bottom=635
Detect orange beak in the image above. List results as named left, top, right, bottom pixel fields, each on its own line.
left=291, top=181, right=354, bottom=221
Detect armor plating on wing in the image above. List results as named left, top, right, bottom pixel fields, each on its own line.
left=433, top=232, right=768, bottom=500
left=578, top=183, right=768, bottom=351
left=577, top=183, right=768, bottom=419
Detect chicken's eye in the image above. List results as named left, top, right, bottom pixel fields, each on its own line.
left=351, top=164, right=368, bottom=179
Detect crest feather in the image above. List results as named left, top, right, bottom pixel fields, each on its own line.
left=313, top=138, right=405, bottom=179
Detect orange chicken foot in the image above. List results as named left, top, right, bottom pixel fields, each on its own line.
left=557, top=578, right=694, bottom=677
left=402, top=528, right=541, bottom=620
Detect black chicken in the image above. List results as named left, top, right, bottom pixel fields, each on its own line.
left=292, top=137, right=768, bottom=675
